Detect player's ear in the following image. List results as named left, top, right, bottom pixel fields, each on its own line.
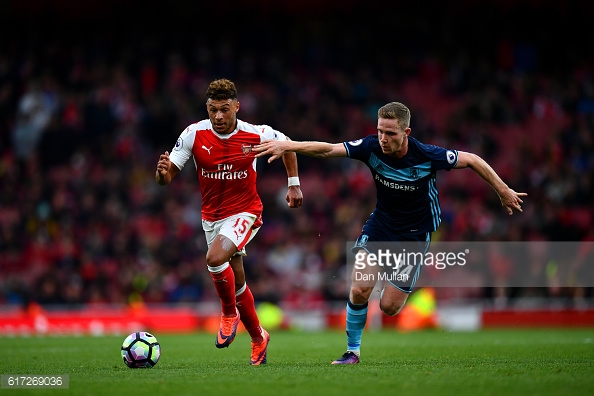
left=235, top=100, right=240, bottom=112
left=405, top=127, right=411, bottom=136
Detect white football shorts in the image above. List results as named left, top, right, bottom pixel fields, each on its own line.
left=202, top=212, right=261, bottom=256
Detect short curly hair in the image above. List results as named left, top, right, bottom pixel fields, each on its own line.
left=206, top=78, right=238, bottom=100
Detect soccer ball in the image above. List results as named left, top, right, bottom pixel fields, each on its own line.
left=121, top=331, right=161, bottom=368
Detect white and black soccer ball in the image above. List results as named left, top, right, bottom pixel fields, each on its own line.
left=121, top=331, right=161, bottom=368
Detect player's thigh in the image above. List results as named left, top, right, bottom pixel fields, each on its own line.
left=202, top=213, right=260, bottom=259
left=205, top=234, right=238, bottom=267
left=380, top=282, right=409, bottom=316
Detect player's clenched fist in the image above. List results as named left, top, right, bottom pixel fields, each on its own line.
left=156, top=151, right=171, bottom=185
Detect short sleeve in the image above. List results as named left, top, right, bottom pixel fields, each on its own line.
left=260, top=125, right=288, bottom=142
left=343, top=135, right=376, bottom=161
left=169, top=126, right=195, bottom=170
left=420, top=143, right=458, bottom=171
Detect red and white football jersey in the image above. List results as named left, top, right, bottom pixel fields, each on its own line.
left=169, top=119, right=288, bottom=223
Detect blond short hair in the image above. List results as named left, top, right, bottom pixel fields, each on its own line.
left=378, top=102, right=411, bottom=129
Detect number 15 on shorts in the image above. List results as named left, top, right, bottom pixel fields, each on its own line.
left=232, top=217, right=250, bottom=240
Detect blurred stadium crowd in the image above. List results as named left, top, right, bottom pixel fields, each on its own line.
left=0, top=1, right=592, bottom=309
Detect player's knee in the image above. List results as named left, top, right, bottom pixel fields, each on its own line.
left=381, top=302, right=404, bottom=317
left=380, top=298, right=406, bottom=316
left=205, top=250, right=230, bottom=268
left=350, top=286, right=372, bottom=305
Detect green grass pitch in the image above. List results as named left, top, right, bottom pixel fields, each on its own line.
left=1, top=329, right=593, bottom=395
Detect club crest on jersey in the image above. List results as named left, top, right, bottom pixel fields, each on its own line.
left=242, top=144, right=253, bottom=155
left=410, top=167, right=419, bottom=179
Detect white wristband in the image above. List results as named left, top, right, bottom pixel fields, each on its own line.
left=288, top=176, right=300, bottom=187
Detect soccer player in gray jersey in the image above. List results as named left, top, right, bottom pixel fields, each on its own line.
left=255, top=102, right=526, bottom=364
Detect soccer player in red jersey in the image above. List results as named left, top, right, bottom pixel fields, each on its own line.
left=156, top=78, right=303, bottom=365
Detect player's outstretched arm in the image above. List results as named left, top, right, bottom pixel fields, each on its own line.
left=254, top=140, right=347, bottom=163
left=155, top=151, right=181, bottom=186
left=455, top=151, right=527, bottom=215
